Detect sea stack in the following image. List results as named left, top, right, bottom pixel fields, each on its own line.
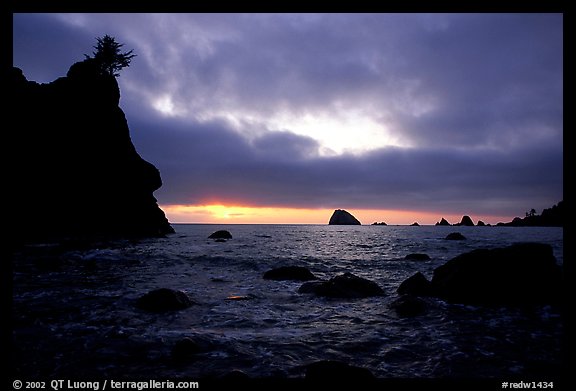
left=456, top=215, right=475, bottom=226
left=10, top=62, right=174, bottom=240
left=329, top=209, right=361, bottom=225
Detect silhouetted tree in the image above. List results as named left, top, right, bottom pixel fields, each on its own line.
left=86, top=35, right=136, bottom=77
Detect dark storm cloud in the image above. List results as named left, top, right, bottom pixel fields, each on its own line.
left=12, top=13, right=563, bottom=216
left=129, top=115, right=562, bottom=216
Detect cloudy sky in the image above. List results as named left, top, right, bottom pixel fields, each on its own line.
left=12, top=13, right=563, bottom=224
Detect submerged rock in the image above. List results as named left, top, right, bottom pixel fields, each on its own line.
left=445, top=232, right=466, bottom=240
left=136, top=288, right=196, bottom=312
left=404, top=253, right=431, bottom=261
left=299, top=272, right=384, bottom=298
left=263, top=266, right=318, bottom=281
left=208, top=230, right=232, bottom=240
left=328, top=209, right=361, bottom=225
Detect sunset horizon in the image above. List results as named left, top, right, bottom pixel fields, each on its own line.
left=160, top=203, right=521, bottom=226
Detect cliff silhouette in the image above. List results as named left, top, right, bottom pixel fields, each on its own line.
left=496, top=201, right=564, bottom=227
left=9, top=59, right=174, bottom=241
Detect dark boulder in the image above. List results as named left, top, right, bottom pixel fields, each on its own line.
left=298, top=272, right=384, bottom=298
left=477, top=220, right=486, bottom=226
left=136, top=288, right=196, bottom=312
left=298, top=281, right=326, bottom=294
left=435, top=218, right=451, bottom=226
left=397, top=272, right=433, bottom=296
left=389, top=295, right=427, bottom=317
left=430, top=242, right=562, bottom=305
left=410, top=222, right=420, bottom=226
left=328, top=209, right=361, bottom=225
left=457, top=215, right=475, bottom=226
left=404, top=253, right=431, bottom=261
left=263, top=266, right=318, bottom=281
left=304, top=360, right=375, bottom=381
left=372, top=221, right=388, bottom=225
left=208, top=230, right=232, bottom=239
left=445, top=232, right=466, bottom=240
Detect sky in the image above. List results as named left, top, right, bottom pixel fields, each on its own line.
left=12, top=13, right=563, bottom=225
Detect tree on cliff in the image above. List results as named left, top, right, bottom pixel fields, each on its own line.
left=86, top=35, right=136, bottom=77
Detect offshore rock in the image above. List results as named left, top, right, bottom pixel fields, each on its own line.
left=299, top=272, right=384, bottom=298
left=435, top=218, right=451, bottom=226
left=456, top=215, right=475, bottom=226
left=328, top=209, right=361, bottom=225
left=208, top=230, right=233, bottom=240
left=10, top=62, right=173, bottom=241
left=445, top=232, right=467, bottom=240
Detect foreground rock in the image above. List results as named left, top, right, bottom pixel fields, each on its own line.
left=304, top=360, right=375, bottom=381
left=397, top=272, right=433, bottom=296
left=10, top=63, right=173, bottom=241
left=208, top=230, right=232, bottom=240
left=328, top=209, right=361, bottom=225
left=398, top=243, right=562, bottom=305
left=389, top=295, right=427, bottom=317
left=299, top=272, right=384, bottom=298
left=136, top=288, right=196, bottom=312
left=445, top=232, right=466, bottom=240
left=263, top=266, right=318, bottom=281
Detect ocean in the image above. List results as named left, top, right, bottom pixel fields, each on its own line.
left=12, top=224, right=564, bottom=381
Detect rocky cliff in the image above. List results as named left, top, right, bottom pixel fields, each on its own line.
left=496, top=201, right=564, bottom=227
left=329, top=209, right=361, bottom=225
left=9, top=60, right=174, bottom=241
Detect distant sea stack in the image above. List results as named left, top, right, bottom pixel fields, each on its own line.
left=10, top=62, right=174, bottom=241
left=329, top=209, right=361, bottom=225
left=456, top=215, right=475, bottom=226
left=435, top=218, right=451, bottom=226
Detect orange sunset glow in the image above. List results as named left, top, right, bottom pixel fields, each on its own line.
left=161, top=204, right=513, bottom=225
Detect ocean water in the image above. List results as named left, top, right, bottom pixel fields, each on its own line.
left=12, top=224, right=564, bottom=380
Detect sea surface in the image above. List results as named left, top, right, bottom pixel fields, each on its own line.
left=12, top=224, right=564, bottom=380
